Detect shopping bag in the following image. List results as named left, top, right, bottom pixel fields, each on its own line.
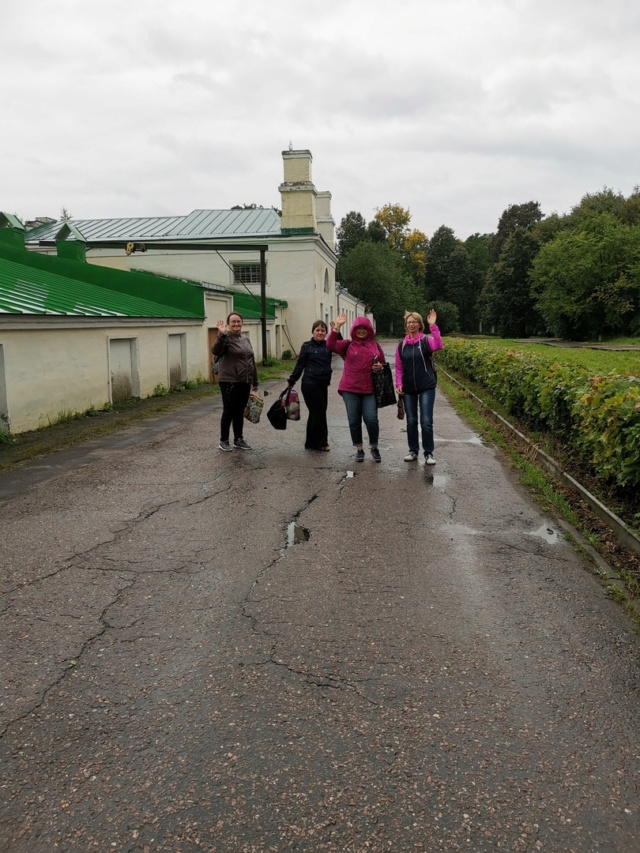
left=267, top=390, right=289, bottom=430
left=286, top=388, right=301, bottom=421
left=243, top=392, right=264, bottom=424
left=372, top=362, right=397, bottom=408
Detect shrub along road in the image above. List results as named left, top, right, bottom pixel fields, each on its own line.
left=1, top=353, right=639, bottom=851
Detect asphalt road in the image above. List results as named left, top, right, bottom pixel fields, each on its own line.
left=1, top=351, right=639, bottom=852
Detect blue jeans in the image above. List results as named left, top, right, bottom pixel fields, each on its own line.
left=404, top=388, right=436, bottom=456
left=341, top=392, right=379, bottom=447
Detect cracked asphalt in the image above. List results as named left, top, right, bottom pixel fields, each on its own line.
left=1, top=349, right=639, bottom=852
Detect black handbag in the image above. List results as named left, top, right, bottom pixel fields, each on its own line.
left=372, top=362, right=397, bottom=408
left=267, top=389, right=289, bottom=430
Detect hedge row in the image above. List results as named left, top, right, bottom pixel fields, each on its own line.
left=438, top=339, right=640, bottom=490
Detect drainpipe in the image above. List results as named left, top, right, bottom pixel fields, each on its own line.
left=260, top=248, right=267, bottom=364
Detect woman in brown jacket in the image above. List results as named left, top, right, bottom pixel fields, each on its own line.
left=212, top=312, right=258, bottom=451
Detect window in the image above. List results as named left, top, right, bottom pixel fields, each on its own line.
left=232, top=263, right=265, bottom=285
left=324, top=269, right=330, bottom=293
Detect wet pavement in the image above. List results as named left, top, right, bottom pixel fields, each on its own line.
left=1, top=350, right=639, bottom=851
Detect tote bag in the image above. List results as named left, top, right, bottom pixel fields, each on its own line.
left=372, top=362, right=397, bottom=408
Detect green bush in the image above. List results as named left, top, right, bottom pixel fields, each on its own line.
left=439, top=339, right=640, bottom=490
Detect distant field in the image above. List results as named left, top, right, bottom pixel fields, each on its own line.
left=453, top=338, right=640, bottom=376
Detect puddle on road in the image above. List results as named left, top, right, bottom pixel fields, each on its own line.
left=526, top=524, right=562, bottom=545
left=286, top=521, right=310, bottom=547
left=425, top=472, right=449, bottom=488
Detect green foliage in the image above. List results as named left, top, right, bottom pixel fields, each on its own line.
left=530, top=212, right=640, bottom=340
left=153, top=383, right=170, bottom=397
left=336, top=211, right=368, bottom=257
left=429, top=300, right=460, bottom=335
left=439, top=338, right=640, bottom=491
left=281, top=349, right=292, bottom=360
left=339, top=241, right=422, bottom=334
left=483, top=229, right=545, bottom=337
left=0, top=426, right=12, bottom=444
left=490, top=201, right=543, bottom=261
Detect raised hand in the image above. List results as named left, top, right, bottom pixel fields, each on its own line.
left=216, top=319, right=227, bottom=334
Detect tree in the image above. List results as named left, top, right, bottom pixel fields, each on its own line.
left=463, top=233, right=492, bottom=333
left=490, top=201, right=543, bottom=261
left=530, top=212, right=640, bottom=340
left=483, top=229, right=545, bottom=337
left=425, top=226, right=459, bottom=302
left=366, top=219, right=387, bottom=243
left=339, top=242, right=422, bottom=334
left=373, top=204, right=428, bottom=285
left=373, top=203, right=411, bottom=253
left=429, top=300, right=460, bottom=335
left=568, top=187, right=626, bottom=224
left=336, top=211, right=368, bottom=257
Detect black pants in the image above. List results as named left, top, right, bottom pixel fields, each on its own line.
left=219, top=381, right=251, bottom=442
left=301, top=380, right=329, bottom=450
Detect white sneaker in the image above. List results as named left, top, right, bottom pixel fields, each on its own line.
left=425, top=453, right=436, bottom=465
left=404, top=452, right=418, bottom=461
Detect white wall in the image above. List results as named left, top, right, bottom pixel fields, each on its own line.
left=88, top=234, right=339, bottom=356
left=0, top=322, right=204, bottom=434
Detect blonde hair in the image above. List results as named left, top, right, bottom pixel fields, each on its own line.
left=404, top=311, right=424, bottom=332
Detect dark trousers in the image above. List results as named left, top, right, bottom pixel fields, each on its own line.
left=218, top=381, right=251, bottom=442
left=301, top=380, right=329, bottom=449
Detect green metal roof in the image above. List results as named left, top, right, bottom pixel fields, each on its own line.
left=232, top=291, right=287, bottom=320
left=0, top=242, right=205, bottom=319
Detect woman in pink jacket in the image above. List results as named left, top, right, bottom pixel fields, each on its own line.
left=327, top=313, right=386, bottom=463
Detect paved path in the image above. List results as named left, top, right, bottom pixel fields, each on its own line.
left=1, top=352, right=639, bottom=851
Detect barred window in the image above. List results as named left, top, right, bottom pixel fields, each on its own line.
left=232, top=263, right=265, bottom=285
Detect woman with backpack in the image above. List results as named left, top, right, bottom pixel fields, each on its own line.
left=394, top=309, right=443, bottom=465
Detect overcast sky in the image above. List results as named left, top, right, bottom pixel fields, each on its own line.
left=2, top=0, right=639, bottom=241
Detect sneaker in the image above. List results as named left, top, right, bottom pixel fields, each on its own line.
left=404, top=452, right=418, bottom=462
left=234, top=438, right=251, bottom=450
left=425, top=453, right=436, bottom=465
left=355, top=448, right=365, bottom=463
left=370, top=447, right=381, bottom=463
left=219, top=440, right=233, bottom=452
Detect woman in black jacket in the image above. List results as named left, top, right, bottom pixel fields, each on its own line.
left=288, top=320, right=333, bottom=451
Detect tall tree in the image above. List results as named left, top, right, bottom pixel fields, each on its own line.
left=373, top=203, right=411, bottom=253
left=490, top=201, right=543, bottom=261
left=336, top=211, right=368, bottom=257
left=425, top=225, right=459, bottom=302
left=339, top=241, right=422, bottom=334
left=484, top=229, right=545, bottom=337
left=530, top=212, right=640, bottom=339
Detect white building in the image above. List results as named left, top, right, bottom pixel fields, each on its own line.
left=26, top=150, right=370, bottom=357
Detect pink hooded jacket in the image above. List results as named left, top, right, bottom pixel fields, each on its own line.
left=327, top=316, right=386, bottom=395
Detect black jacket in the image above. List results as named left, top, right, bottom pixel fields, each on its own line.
left=288, top=340, right=332, bottom=387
